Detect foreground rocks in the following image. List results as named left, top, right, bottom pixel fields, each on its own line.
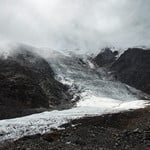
left=0, top=47, right=72, bottom=119
left=1, top=106, right=150, bottom=150
left=111, top=48, right=150, bottom=95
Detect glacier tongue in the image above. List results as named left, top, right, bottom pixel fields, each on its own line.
left=0, top=96, right=148, bottom=143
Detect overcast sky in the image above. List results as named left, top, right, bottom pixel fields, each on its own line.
left=0, top=0, right=150, bottom=50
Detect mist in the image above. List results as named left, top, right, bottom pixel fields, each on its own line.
left=0, top=0, right=150, bottom=52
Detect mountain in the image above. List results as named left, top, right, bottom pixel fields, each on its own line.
left=0, top=48, right=72, bottom=119
left=93, top=47, right=150, bottom=95
left=0, top=45, right=149, bottom=150
left=111, top=48, right=150, bottom=95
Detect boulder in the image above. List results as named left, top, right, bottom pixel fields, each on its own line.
left=111, top=48, right=150, bottom=95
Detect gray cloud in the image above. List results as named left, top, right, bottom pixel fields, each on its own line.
left=0, top=0, right=150, bottom=51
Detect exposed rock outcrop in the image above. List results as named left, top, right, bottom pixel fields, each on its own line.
left=111, top=48, right=150, bottom=95
left=0, top=48, right=72, bottom=119
left=93, top=48, right=118, bottom=67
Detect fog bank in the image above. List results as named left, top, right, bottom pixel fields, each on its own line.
left=0, top=0, right=150, bottom=52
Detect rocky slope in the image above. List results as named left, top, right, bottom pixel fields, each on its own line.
left=111, top=48, right=150, bottom=95
left=0, top=48, right=72, bottom=119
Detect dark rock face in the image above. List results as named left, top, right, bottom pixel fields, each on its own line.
left=94, top=48, right=118, bottom=67
left=0, top=49, right=72, bottom=119
left=111, top=48, right=150, bottom=95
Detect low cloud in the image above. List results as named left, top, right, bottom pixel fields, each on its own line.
left=0, top=0, right=150, bottom=52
